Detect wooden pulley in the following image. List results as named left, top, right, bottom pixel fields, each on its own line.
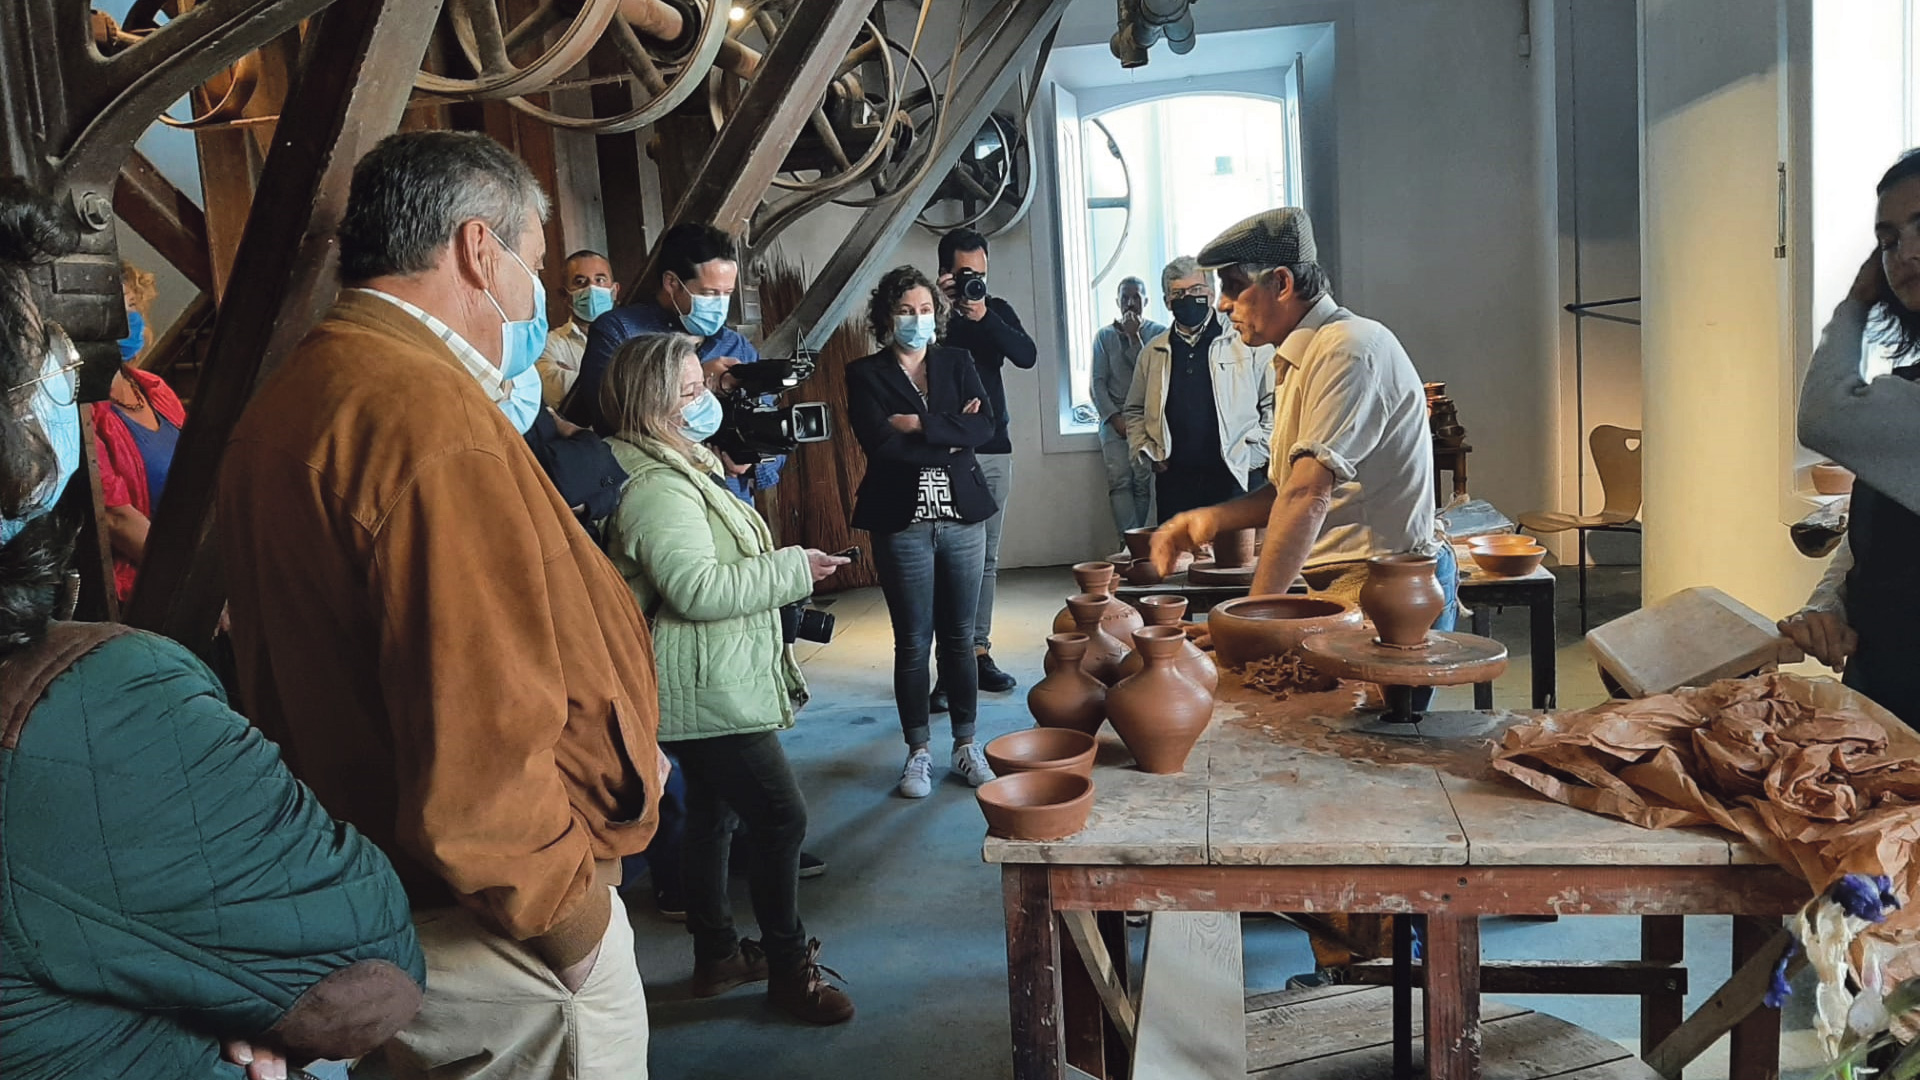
left=117, top=0, right=264, bottom=128
left=501, top=0, right=732, bottom=134
left=414, top=0, right=623, bottom=101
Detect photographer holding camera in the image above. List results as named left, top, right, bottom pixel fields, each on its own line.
left=598, top=333, right=855, bottom=1026
left=935, top=228, right=1036, bottom=704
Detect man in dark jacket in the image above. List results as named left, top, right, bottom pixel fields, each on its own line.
left=937, top=228, right=1037, bottom=703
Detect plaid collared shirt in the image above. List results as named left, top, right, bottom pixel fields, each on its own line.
left=352, top=288, right=512, bottom=404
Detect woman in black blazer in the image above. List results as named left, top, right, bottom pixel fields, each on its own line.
left=846, top=265, right=1001, bottom=799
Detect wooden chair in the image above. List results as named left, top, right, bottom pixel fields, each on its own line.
left=1518, top=425, right=1642, bottom=631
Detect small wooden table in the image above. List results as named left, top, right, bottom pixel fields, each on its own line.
left=984, top=680, right=1806, bottom=1080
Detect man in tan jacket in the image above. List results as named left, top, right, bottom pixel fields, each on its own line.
left=219, top=131, right=666, bottom=1079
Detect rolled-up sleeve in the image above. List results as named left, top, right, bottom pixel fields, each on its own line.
left=1283, top=349, right=1386, bottom=484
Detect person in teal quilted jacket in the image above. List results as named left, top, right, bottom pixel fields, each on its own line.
left=0, top=177, right=424, bottom=1079
left=599, top=332, right=856, bottom=1026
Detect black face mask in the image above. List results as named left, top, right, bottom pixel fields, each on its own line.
left=1171, top=296, right=1211, bottom=328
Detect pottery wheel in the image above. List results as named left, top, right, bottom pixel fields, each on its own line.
left=1298, top=629, right=1509, bottom=726
left=1187, top=560, right=1258, bottom=586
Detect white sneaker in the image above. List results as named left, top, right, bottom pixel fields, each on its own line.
left=898, top=749, right=934, bottom=798
left=951, top=742, right=997, bottom=787
left=1105, top=548, right=1133, bottom=562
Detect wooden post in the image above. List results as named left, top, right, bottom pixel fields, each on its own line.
left=113, top=151, right=215, bottom=294
left=126, top=0, right=443, bottom=645
left=1728, top=916, right=1783, bottom=1080
left=1640, top=915, right=1686, bottom=1072
left=1421, top=914, right=1482, bottom=1080
left=1005, top=864, right=1065, bottom=1080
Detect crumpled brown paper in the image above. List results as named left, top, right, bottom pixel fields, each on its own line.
left=1492, top=674, right=1920, bottom=984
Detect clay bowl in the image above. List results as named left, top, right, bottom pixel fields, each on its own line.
left=1122, top=557, right=1163, bottom=586
left=984, top=728, right=1098, bottom=781
left=1467, top=534, right=1537, bottom=552
left=1470, top=544, right=1546, bottom=577
left=976, top=770, right=1095, bottom=841
left=1123, top=526, right=1158, bottom=560
left=1811, top=461, right=1855, bottom=496
left=1206, top=594, right=1365, bottom=669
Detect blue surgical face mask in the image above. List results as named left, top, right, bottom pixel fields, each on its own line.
left=118, top=309, right=146, bottom=363
left=671, top=275, right=730, bottom=338
left=499, top=371, right=542, bottom=435
left=893, top=312, right=936, bottom=351
left=2, top=329, right=82, bottom=546
left=482, top=228, right=547, bottom=382
left=680, top=389, right=724, bottom=443
left=570, top=284, right=614, bottom=324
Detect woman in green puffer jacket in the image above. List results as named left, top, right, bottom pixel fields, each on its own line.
left=598, top=332, right=854, bottom=1026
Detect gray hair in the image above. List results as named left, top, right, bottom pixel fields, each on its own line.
left=1160, top=256, right=1205, bottom=297
left=1233, top=261, right=1330, bottom=303
left=337, top=131, right=550, bottom=282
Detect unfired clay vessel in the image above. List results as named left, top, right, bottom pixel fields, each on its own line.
left=1360, top=553, right=1446, bottom=648
left=1105, top=625, right=1212, bottom=773
left=976, top=771, right=1095, bottom=841
left=1811, top=461, right=1855, bottom=496
left=1118, top=595, right=1218, bottom=691
left=1206, top=595, right=1365, bottom=669
left=983, top=728, right=1098, bottom=781
left=1052, top=561, right=1145, bottom=638
left=1123, top=527, right=1158, bottom=560
left=1121, top=557, right=1163, bottom=586
left=1042, top=594, right=1131, bottom=685
left=1213, top=528, right=1255, bottom=569
left=1028, top=634, right=1108, bottom=735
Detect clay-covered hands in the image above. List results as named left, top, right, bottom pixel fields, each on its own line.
left=1151, top=508, right=1220, bottom=577
left=1777, top=609, right=1857, bottom=671
left=805, top=549, right=851, bottom=583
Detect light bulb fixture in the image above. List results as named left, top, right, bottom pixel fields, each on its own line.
left=729, top=5, right=747, bottom=21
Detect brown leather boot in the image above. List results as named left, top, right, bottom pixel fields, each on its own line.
left=691, top=938, right=768, bottom=998
left=767, top=938, right=854, bottom=1025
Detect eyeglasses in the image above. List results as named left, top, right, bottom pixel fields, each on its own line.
left=8, top=323, right=81, bottom=406
left=1169, top=285, right=1213, bottom=300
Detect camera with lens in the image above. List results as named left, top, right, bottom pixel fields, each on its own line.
left=780, top=599, right=835, bottom=644
left=951, top=267, right=989, bottom=303
left=710, top=348, right=833, bottom=465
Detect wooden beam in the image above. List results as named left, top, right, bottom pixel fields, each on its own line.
left=192, top=120, right=258, bottom=299
left=1061, top=910, right=1137, bottom=1051
left=1421, top=915, right=1481, bottom=1080
left=627, top=0, right=874, bottom=295
left=762, top=0, right=1073, bottom=356
left=126, top=0, right=444, bottom=646
left=1004, top=864, right=1067, bottom=1080
left=1344, top=957, right=1687, bottom=998
left=113, top=151, right=214, bottom=293
left=1131, top=912, right=1245, bottom=1079
left=1643, top=925, right=1795, bottom=1080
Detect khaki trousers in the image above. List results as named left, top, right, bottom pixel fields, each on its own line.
left=365, top=887, right=649, bottom=1080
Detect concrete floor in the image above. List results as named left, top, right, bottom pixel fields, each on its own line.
left=630, top=564, right=1822, bottom=1079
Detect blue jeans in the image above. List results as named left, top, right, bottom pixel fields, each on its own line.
left=1412, top=543, right=1461, bottom=711
left=973, top=454, right=1012, bottom=651
left=1100, top=426, right=1153, bottom=534
left=874, top=518, right=987, bottom=748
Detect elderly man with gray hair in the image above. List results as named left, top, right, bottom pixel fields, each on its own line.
left=218, top=131, right=667, bottom=1078
left=1123, top=254, right=1275, bottom=521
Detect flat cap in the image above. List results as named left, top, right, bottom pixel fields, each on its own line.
left=1196, top=207, right=1317, bottom=270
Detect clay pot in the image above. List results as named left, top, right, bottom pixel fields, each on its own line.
left=1052, top=561, right=1145, bottom=638
left=1043, top=594, right=1131, bottom=685
left=1123, top=526, right=1158, bottom=560
left=1118, top=596, right=1218, bottom=691
left=1122, top=557, right=1163, bottom=586
left=1360, top=554, right=1446, bottom=648
left=1213, top=528, right=1255, bottom=569
left=1028, top=634, right=1108, bottom=735
left=1105, top=625, right=1213, bottom=774
left=1206, top=594, right=1366, bottom=669
left=976, top=770, right=1095, bottom=841
left=1469, top=543, right=1545, bottom=577
left=984, top=727, right=1098, bottom=781
left=1811, top=461, right=1855, bottom=496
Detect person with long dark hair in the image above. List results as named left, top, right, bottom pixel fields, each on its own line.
left=1782, top=149, right=1920, bottom=724
left=0, top=181, right=424, bottom=1078
left=845, top=266, right=1001, bottom=798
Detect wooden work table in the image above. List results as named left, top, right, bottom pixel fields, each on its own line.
left=984, top=677, right=1809, bottom=1080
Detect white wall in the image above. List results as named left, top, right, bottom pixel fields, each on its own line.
left=773, top=0, right=1565, bottom=569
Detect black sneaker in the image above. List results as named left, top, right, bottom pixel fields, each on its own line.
left=929, top=684, right=950, bottom=714
left=655, top=890, right=687, bottom=923
left=977, top=653, right=1017, bottom=692
left=798, top=852, right=827, bottom=879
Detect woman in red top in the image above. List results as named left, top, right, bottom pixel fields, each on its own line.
left=91, top=262, right=187, bottom=602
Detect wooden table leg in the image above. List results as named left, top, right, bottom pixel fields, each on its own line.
left=1100, top=912, right=1132, bottom=1077
left=1004, top=864, right=1065, bottom=1080
left=1423, top=914, right=1483, bottom=1080
left=1641, top=916, right=1686, bottom=1073
left=1729, top=916, right=1783, bottom=1080
left=1393, top=914, right=1415, bottom=1080
left=1530, top=581, right=1558, bottom=709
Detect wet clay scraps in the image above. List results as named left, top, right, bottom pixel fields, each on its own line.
left=1241, top=650, right=1341, bottom=698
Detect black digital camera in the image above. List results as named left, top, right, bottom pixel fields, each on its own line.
left=710, top=349, right=832, bottom=465
left=951, top=267, right=989, bottom=303
left=780, top=600, right=835, bottom=644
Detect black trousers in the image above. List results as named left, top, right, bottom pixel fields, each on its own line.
left=671, top=730, right=809, bottom=966
left=1155, top=458, right=1263, bottom=522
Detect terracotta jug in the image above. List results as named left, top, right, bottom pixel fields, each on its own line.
left=1213, top=528, right=1255, bottom=569
left=1105, top=625, right=1212, bottom=773
left=1043, top=593, right=1131, bottom=685
left=1118, top=596, right=1218, bottom=692
left=1359, top=553, right=1446, bottom=648
left=1123, top=526, right=1157, bottom=561
left=1027, top=634, right=1108, bottom=735
left=1051, top=561, right=1145, bottom=638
